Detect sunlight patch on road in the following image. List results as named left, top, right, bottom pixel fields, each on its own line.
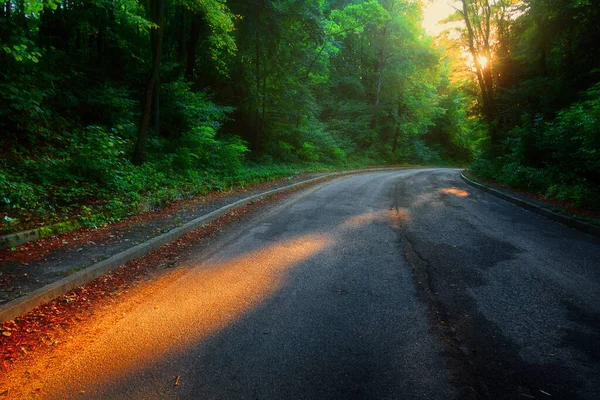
left=3, top=234, right=332, bottom=398
left=3, top=209, right=405, bottom=398
left=440, top=188, right=470, bottom=197
left=342, top=209, right=410, bottom=230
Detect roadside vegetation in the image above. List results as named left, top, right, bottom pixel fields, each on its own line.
left=1, top=0, right=599, bottom=233
left=447, top=0, right=600, bottom=210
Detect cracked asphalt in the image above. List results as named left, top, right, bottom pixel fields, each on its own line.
left=1, top=168, right=599, bottom=399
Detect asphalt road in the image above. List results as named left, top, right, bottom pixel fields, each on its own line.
left=2, top=169, right=599, bottom=399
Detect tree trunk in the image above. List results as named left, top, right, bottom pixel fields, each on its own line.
left=375, top=53, right=386, bottom=110
left=258, top=74, right=266, bottom=151
left=75, top=28, right=81, bottom=50
left=186, top=15, right=199, bottom=81
left=538, top=19, right=548, bottom=78
left=133, top=0, right=165, bottom=165
left=370, top=54, right=386, bottom=129
left=391, top=126, right=400, bottom=153
left=254, top=30, right=262, bottom=152
left=461, top=0, right=496, bottom=146
left=152, top=77, right=160, bottom=136
left=177, top=6, right=186, bottom=64
left=372, top=10, right=391, bottom=128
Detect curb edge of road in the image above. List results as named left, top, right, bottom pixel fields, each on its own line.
left=460, top=171, right=600, bottom=238
left=0, top=167, right=402, bottom=323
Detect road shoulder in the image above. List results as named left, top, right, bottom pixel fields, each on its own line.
left=461, top=171, right=600, bottom=238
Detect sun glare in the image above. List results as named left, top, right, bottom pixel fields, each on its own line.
left=477, top=55, right=489, bottom=69
left=466, top=53, right=491, bottom=72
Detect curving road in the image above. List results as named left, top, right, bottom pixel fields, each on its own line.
left=2, top=169, right=599, bottom=399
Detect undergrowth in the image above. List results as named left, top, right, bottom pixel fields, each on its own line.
left=0, top=157, right=383, bottom=234
left=470, top=84, right=600, bottom=211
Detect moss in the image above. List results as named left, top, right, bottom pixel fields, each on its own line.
left=38, top=220, right=80, bottom=238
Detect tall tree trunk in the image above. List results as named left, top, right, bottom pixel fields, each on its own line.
left=133, top=0, right=165, bottom=165
left=254, top=30, right=262, bottom=152
left=374, top=45, right=387, bottom=111
left=537, top=16, right=548, bottom=78
left=177, top=6, right=186, bottom=64
left=461, top=0, right=496, bottom=146
left=186, top=15, right=200, bottom=81
left=259, top=74, right=266, bottom=151
left=75, top=28, right=81, bottom=50
left=152, top=77, right=160, bottom=135
left=372, top=2, right=393, bottom=128
left=97, top=28, right=103, bottom=60
left=539, top=43, right=548, bottom=77
left=371, top=53, right=386, bottom=128
left=391, top=126, right=400, bottom=153
left=16, top=0, right=26, bottom=31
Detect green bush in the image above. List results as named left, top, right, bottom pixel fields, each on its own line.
left=161, top=80, right=233, bottom=139
left=71, top=126, right=130, bottom=184
left=410, top=139, right=442, bottom=165
left=327, top=147, right=346, bottom=164
left=298, top=142, right=321, bottom=162
left=498, top=162, right=549, bottom=192
left=471, top=83, right=600, bottom=210
left=540, top=83, right=600, bottom=180
left=175, top=126, right=248, bottom=173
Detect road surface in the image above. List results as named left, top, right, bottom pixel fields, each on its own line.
left=2, top=169, right=599, bottom=399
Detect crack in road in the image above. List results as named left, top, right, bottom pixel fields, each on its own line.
left=394, top=173, right=585, bottom=399
left=401, top=230, right=490, bottom=399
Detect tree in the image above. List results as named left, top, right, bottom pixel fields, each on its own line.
left=459, top=0, right=497, bottom=145
left=133, top=0, right=166, bottom=165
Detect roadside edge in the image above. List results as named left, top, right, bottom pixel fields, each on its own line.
left=460, top=171, right=600, bottom=238
left=0, top=168, right=401, bottom=322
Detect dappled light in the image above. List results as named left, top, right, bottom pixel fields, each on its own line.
left=440, top=188, right=470, bottom=197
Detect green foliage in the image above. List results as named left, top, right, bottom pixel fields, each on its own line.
left=71, top=126, right=130, bottom=185
left=442, top=0, right=600, bottom=210
left=472, top=159, right=550, bottom=192
left=298, top=142, right=321, bottom=163
left=471, top=83, right=600, bottom=208
left=175, top=126, right=248, bottom=172
left=539, top=83, right=600, bottom=177
left=183, top=0, right=237, bottom=73
left=409, top=140, right=442, bottom=165
left=2, top=42, right=41, bottom=62
left=161, top=80, right=233, bottom=138
left=262, top=141, right=296, bottom=162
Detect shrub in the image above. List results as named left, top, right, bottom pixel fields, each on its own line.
left=175, top=126, right=248, bottom=173
left=298, top=142, right=321, bottom=162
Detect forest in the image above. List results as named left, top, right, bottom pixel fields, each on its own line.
left=1, top=0, right=599, bottom=232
